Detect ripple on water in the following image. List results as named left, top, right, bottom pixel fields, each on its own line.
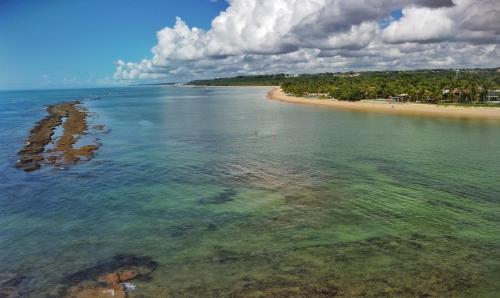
left=1, top=87, right=499, bottom=297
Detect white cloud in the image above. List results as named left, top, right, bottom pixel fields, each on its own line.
left=114, top=0, right=500, bottom=81
left=382, top=7, right=454, bottom=43
left=382, top=0, right=500, bottom=44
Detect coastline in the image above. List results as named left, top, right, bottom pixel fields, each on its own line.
left=181, top=84, right=272, bottom=88
left=267, top=87, right=500, bottom=121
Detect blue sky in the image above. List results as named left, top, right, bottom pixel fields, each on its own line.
left=0, top=0, right=228, bottom=90
left=379, top=9, right=402, bottom=29
left=1, top=0, right=497, bottom=90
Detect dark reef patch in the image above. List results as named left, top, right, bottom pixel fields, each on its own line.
left=61, top=254, right=158, bottom=286
left=0, top=272, right=26, bottom=298
left=199, top=188, right=237, bottom=204
left=169, top=224, right=195, bottom=238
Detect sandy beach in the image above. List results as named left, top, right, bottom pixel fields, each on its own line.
left=267, top=87, right=500, bottom=121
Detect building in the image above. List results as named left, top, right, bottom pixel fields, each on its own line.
left=392, top=94, right=409, bottom=102
left=486, top=90, right=500, bottom=102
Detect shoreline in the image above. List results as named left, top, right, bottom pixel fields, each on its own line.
left=181, top=84, right=272, bottom=88
left=267, top=87, right=500, bottom=121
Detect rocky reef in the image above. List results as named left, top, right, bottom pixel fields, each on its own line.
left=60, top=254, right=158, bottom=298
left=0, top=272, right=25, bottom=298
left=16, top=101, right=103, bottom=172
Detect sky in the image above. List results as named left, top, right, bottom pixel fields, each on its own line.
left=0, top=0, right=228, bottom=89
left=1, top=0, right=499, bottom=90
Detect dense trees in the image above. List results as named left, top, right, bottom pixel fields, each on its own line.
left=190, top=74, right=288, bottom=86
left=281, top=70, right=500, bottom=103
left=190, top=69, right=500, bottom=103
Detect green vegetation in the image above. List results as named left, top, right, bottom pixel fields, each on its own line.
left=189, top=69, right=500, bottom=103
left=190, top=74, right=288, bottom=86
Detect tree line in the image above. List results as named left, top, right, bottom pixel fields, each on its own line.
left=190, top=69, right=500, bottom=103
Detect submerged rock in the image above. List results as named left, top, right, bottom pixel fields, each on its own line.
left=92, top=124, right=106, bottom=131
left=0, top=272, right=25, bottom=298
left=169, top=224, right=194, bottom=238
left=61, top=254, right=158, bottom=298
left=98, top=272, right=120, bottom=285
left=92, top=124, right=110, bottom=133
left=98, top=270, right=137, bottom=285
left=65, top=282, right=126, bottom=298
left=117, top=270, right=138, bottom=283
left=199, top=188, right=236, bottom=204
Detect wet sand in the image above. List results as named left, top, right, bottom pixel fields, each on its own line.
left=16, top=101, right=101, bottom=172
left=267, top=87, right=500, bottom=121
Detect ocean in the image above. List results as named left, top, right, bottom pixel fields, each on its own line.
left=1, top=86, right=499, bottom=297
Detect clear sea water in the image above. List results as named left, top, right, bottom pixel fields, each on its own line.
left=1, top=86, right=499, bottom=297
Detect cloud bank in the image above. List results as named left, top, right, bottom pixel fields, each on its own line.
left=114, top=0, right=500, bottom=81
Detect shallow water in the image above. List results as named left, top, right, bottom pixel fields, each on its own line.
left=1, top=86, right=499, bottom=297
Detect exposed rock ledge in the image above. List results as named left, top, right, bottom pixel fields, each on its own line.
left=16, top=101, right=103, bottom=172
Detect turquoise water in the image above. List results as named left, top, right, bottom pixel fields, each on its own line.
left=1, top=86, right=499, bottom=297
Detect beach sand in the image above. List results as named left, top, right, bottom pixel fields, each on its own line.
left=267, top=87, right=500, bottom=121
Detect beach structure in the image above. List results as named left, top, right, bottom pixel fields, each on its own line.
left=393, top=93, right=409, bottom=102
left=486, top=90, right=500, bottom=102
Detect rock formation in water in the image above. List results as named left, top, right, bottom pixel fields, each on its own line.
left=61, top=254, right=158, bottom=298
left=16, top=101, right=103, bottom=172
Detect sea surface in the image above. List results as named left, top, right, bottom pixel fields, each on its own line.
left=1, top=86, right=499, bottom=297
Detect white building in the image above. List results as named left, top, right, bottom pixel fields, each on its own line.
left=486, top=90, right=500, bottom=102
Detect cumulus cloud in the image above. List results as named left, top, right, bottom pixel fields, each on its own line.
left=382, top=7, right=454, bottom=43
left=382, top=0, right=500, bottom=44
left=114, top=0, right=500, bottom=81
